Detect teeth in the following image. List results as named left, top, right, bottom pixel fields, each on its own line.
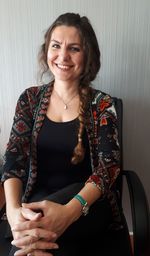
left=57, top=64, right=70, bottom=70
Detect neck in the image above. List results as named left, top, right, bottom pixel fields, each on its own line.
left=53, top=80, right=79, bottom=98
left=52, top=81, right=80, bottom=111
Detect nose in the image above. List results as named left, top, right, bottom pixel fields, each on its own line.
left=59, top=47, right=70, bottom=62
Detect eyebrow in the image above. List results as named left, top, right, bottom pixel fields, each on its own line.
left=50, top=39, right=81, bottom=46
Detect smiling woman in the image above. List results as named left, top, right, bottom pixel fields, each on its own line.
left=1, top=13, right=121, bottom=256
left=47, top=26, right=84, bottom=83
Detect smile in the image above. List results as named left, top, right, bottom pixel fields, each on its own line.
left=56, top=64, right=73, bottom=70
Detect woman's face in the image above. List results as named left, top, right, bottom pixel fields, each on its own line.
left=47, top=25, right=84, bottom=83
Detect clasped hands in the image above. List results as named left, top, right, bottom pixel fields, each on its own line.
left=11, top=200, right=72, bottom=256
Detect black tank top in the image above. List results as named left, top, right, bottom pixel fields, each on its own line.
left=36, top=116, right=92, bottom=194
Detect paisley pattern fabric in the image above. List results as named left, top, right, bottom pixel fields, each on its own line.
left=1, top=83, right=122, bottom=228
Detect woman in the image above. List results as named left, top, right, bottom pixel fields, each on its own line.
left=1, top=13, right=121, bottom=256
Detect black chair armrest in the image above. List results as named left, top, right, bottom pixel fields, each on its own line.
left=123, top=170, right=150, bottom=256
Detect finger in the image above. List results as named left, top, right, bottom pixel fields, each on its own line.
left=14, top=241, right=59, bottom=256
left=21, top=208, right=42, bottom=221
left=22, top=202, right=44, bottom=210
left=31, top=240, right=59, bottom=250
left=11, top=235, right=38, bottom=248
left=30, top=228, right=57, bottom=241
left=12, top=220, right=41, bottom=231
left=27, top=250, right=53, bottom=256
left=12, top=229, right=57, bottom=247
left=12, top=229, right=29, bottom=240
left=16, top=250, right=53, bottom=256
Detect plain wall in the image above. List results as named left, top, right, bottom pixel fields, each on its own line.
left=0, top=0, right=150, bottom=231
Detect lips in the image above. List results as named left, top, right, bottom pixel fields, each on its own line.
left=55, top=63, right=73, bottom=70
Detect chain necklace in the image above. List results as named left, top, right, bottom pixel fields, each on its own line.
left=54, top=89, right=79, bottom=110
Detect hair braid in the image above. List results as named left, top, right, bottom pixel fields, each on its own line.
left=71, top=86, right=91, bottom=164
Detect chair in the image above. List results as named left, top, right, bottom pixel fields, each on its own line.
left=0, top=98, right=150, bottom=256
left=111, top=97, right=150, bottom=256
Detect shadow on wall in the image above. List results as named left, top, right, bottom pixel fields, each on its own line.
left=123, top=97, right=150, bottom=201
left=121, top=95, right=150, bottom=232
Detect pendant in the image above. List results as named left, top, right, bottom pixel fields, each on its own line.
left=64, top=104, right=67, bottom=110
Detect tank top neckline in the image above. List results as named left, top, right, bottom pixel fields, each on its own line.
left=45, top=115, right=78, bottom=125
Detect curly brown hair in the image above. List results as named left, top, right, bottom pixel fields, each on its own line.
left=38, top=13, right=101, bottom=164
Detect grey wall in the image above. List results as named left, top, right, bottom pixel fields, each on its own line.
left=0, top=0, right=150, bottom=231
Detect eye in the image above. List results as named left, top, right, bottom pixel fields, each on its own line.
left=70, top=46, right=80, bottom=52
left=51, top=43, right=60, bottom=49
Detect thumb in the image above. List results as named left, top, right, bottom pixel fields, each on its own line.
left=21, top=207, right=42, bottom=221
left=22, top=201, right=43, bottom=210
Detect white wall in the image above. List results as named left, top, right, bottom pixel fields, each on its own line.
left=0, top=0, right=150, bottom=230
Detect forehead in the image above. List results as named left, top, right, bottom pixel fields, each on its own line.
left=50, top=25, right=82, bottom=44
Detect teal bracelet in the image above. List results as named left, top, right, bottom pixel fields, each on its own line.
left=74, top=194, right=87, bottom=206
left=74, top=194, right=89, bottom=216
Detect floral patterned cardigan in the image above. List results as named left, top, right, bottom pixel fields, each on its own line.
left=1, top=83, right=122, bottom=228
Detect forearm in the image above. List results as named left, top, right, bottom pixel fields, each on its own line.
left=66, top=182, right=101, bottom=222
left=4, top=177, right=23, bottom=210
left=78, top=182, right=101, bottom=205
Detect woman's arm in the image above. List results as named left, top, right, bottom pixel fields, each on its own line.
left=4, top=178, right=41, bottom=234
left=2, top=88, right=38, bottom=235
left=65, top=182, right=101, bottom=222
left=1, top=86, right=40, bottom=186
left=4, top=178, right=23, bottom=211
left=4, top=178, right=58, bottom=255
left=86, top=94, right=120, bottom=196
left=4, top=178, right=28, bottom=241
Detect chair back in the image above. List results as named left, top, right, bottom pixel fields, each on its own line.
left=112, top=97, right=124, bottom=208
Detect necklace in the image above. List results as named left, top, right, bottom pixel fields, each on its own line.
left=54, top=89, right=78, bottom=110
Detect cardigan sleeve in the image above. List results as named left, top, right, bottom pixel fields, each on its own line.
left=86, top=95, right=120, bottom=196
left=1, top=87, right=39, bottom=187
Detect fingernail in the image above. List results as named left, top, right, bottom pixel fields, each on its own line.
left=14, top=252, right=19, bottom=256
left=52, top=233, right=57, bottom=238
left=53, top=244, right=59, bottom=249
left=11, top=225, right=17, bottom=231
left=11, top=240, right=15, bottom=245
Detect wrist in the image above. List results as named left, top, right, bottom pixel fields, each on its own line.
left=6, top=203, right=21, bottom=212
left=6, top=206, right=24, bottom=229
left=6, top=205, right=21, bottom=220
left=65, top=199, right=82, bottom=223
left=74, top=194, right=89, bottom=216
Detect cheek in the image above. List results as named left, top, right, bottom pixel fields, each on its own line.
left=47, top=50, right=56, bottom=63
left=77, top=52, right=84, bottom=65
left=47, top=51, right=51, bottom=60
left=77, top=56, right=84, bottom=71
left=47, top=52, right=56, bottom=71
left=47, top=51, right=52, bottom=63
